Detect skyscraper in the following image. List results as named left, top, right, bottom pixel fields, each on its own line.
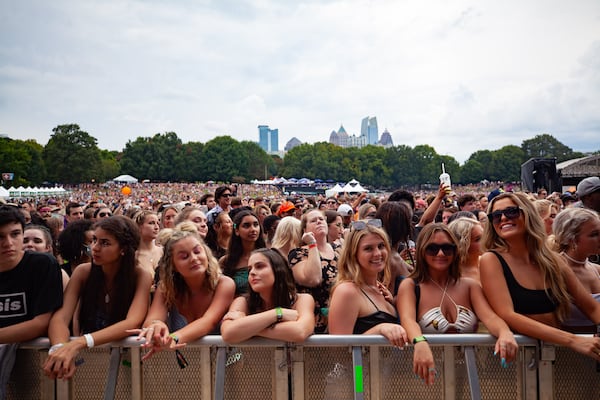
left=258, top=125, right=279, bottom=153
left=360, top=116, right=379, bottom=145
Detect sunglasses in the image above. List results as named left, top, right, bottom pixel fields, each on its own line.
left=221, top=193, right=232, bottom=198
left=424, top=243, right=456, bottom=256
left=487, top=206, right=521, bottom=224
left=351, top=219, right=382, bottom=231
left=98, top=212, right=112, bottom=218
left=326, top=200, right=337, bottom=204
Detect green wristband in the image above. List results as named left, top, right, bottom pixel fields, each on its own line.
left=412, top=335, right=427, bottom=344
left=275, top=307, right=283, bottom=323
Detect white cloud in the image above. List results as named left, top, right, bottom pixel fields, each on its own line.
left=1, top=0, right=599, bottom=165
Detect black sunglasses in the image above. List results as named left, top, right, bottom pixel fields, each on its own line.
left=351, top=219, right=382, bottom=231
left=424, top=243, right=456, bottom=256
left=221, top=193, right=232, bottom=198
left=487, top=206, right=521, bottom=224
left=98, top=212, right=112, bottom=218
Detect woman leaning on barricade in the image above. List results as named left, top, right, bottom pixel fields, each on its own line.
left=328, top=219, right=408, bottom=346
left=130, top=222, right=235, bottom=367
left=398, top=223, right=517, bottom=386
left=479, top=192, right=600, bottom=361
left=43, top=216, right=153, bottom=380
left=221, top=249, right=314, bottom=343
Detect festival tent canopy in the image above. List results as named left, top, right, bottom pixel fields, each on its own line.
left=341, top=179, right=368, bottom=193
left=0, top=186, right=9, bottom=199
left=112, top=174, right=138, bottom=183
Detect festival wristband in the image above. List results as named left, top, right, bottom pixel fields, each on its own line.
left=169, top=333, right=180, bottom=344
left=48, top=343, right=64, bottom=355
left=412, top=335, right=428, bottom=344
left=275, top=307, right=283, bottom=323
left=84, top=333, right=95, bottom=348
left=308, top=242, right=317, bottom=249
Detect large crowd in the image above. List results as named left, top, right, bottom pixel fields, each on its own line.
left=0, top=177, right=599, bottom=394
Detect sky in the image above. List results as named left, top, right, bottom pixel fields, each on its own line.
left=1, top=0, right=599, bottom=164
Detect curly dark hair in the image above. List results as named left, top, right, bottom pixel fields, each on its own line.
left=58, top=219, right=95, bottom=265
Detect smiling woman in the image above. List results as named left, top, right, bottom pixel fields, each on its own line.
left=328, top=220, right=407, bottom=345
left=398, top=223, right=517, bottom=386
left=480, top=192, right=600, bottom=362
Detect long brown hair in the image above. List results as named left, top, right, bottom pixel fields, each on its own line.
left=79, top=216, right=139, bottom=334
left=410, top=223, right=460, bottom=284
left=483, top=192, right=571, bottom=321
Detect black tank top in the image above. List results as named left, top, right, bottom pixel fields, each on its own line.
left=490, top=251, right=558, bottom=315
left=353, top=288, right=399, bottom=334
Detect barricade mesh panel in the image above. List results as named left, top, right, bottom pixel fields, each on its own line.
left=221, top=347, right=277, bottom=399
left=379, top=346, right=443, bottom=399
left=142, top=346, right=208, bottom=399
left=474, top=346, right=519, bottom=400
left=7, top=348, right=44, bottom=400
left=554, top=347, right=600, bottom=399
left=71, top=347, right=131, bottom=400
left=303, top=346, right=370, bottom=400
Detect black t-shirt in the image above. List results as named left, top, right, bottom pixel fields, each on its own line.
left=0, top=251, right=63, bottom=328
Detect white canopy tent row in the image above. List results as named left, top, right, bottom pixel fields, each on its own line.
left=325, top=179, right=368, bottom=198
left=1, top=186, right=68, bottom=199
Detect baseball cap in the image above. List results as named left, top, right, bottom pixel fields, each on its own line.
left=576, top=177, right=600, bottom=198
left=278, top=201, right=296, bottom=214
left=337, top=204, right=353, bottom=216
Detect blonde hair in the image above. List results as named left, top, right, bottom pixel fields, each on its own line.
left=448, top=217, right=481, bottom=269
left=483, top=192, right=571, bottom=321
left=271, top=216, right=302, bottom=251
left=551, top=207, right=600, bottom=253
left=158, top=221, right=220, bottom=309
left=334, top=224, right=392, bottom=290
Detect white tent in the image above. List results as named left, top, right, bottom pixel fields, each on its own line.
left=341, top=179, right=368, bottom=193
left=0, top=186, right=9, bottom=199
left=113, top=174, right=138, bottom=183
left=325, top=183, right=345, bottom=198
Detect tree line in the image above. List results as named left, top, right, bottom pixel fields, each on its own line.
left=0, top=124, right=593, bottom=188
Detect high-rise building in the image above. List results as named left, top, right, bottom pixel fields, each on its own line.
left=379, top=128, right=394, bottom=147
left=361, top=116, right=378, bottom=145
left=258, top=125, right=279, bottom=153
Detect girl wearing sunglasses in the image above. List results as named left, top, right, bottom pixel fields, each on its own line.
left=480, top=192, right=600, bottom=360
left=398, top=223, right=517, bottom=385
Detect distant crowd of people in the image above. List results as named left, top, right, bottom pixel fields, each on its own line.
left=0, top=176, right=599, bottom=394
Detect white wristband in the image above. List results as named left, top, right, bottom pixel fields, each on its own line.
left=48, top=343, right=64, bottom=355
left=83, top=333, right=95, bottom=348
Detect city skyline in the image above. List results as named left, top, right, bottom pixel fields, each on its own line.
left=1, top=1, right=599, bottom=163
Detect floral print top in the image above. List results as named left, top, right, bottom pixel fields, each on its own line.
left=288, top=244, right=339, bottom=333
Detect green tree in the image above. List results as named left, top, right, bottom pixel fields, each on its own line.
left=0, top=138, right=46, bottom=186
left=201, top=136, right=245, bottom=181
left=521, top=134, right=578, bottom=162
left=42, top=124, right=102, bottom=184
left=490, top=145, right=526, bottom=181
left=465, top=150, right=495, bottom=181
left=240, top=141, right=273, bottom=181
left=98, top=150, right=120, bottom=182
left=384, top=145, right=414, bottom=188
left=120, top=132, right=185, bottom=181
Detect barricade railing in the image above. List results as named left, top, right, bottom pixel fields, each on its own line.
left=7, top=334, right=599, bottom=400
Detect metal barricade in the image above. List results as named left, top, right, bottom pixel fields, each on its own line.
left=7, top=334, right=599, bottom=400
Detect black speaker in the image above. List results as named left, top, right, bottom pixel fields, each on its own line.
left=521, top=158, right=561, bottom=193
